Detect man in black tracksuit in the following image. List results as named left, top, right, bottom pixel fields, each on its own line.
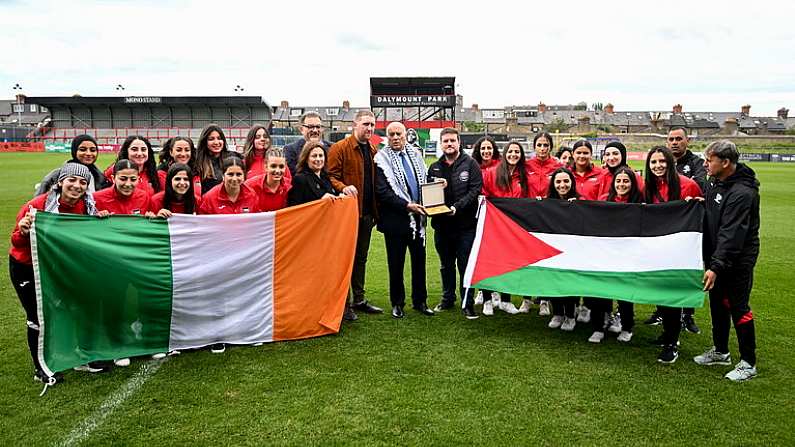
left=668, top=126, right=707, bottom=333
left=695, top=140, right=760, bottom=381
left=427, top=128, right=483, bottom=319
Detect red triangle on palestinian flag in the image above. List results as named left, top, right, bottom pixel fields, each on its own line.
left=470, top=201, right=562, bottom=285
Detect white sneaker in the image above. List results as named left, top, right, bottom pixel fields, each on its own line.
left=475, top=291, right=484, bottom=306
left=151, top=353, right=167, bottom=360
left=576, top=306, right=591, bottom=323
left=114, top=358, right=130, bottom=367
left=252, top=342, right=264, bottom=347
left=561, top=317, right=576, bottom=331
left=168, top=350, right=181, bottom=356
left=588, top=331, right=605, bottom=343
left=483, top=300, right=494, bottom=316
left=694, top=347, right=732, bottom=366
left=498, top=301, right=520, bottom=315
left=724, top=360, right=757, bottom=382
left=490, top=292, right=500, bottom=306
left=608, top=314, right=622, bottom=334
left=518, top=299, right=532, bottom=314
left=548, top=315, right=564, bottom=329
left=617, top=331, right=633, bottom=343
left=538, top=300, right=551, bottom=316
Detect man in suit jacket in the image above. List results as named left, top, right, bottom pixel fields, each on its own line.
left=284, top=111, right=332, bottom=175
left=327, top=110, right=383, bottom=321
left=374, top=122, right=434, bottom=319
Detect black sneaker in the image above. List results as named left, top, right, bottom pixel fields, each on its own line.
left=342, top=307, right=358, bottom=321
left=657, top=344, right=679, bottom=364
left=462, top=307, right=479, bottom=320
left=651, top=335, right=681, bottom=347
left=34, top=369, right=63, bottom=384
left=682, top=315, right=701, bottom=334
left=434, top=301, right=455, bottom=312
left=644, top=311, right=663, bottom=326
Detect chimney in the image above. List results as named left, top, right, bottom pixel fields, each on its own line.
left=15, top=94, right=26, bottom=103
left=471, top=103, right=479, bottom=111
left=741, top=104, right=751, bottom=116
left=342, top=100, right=350, bottom=111
left=280, top=100, right=289, bottom=109
left=778, top=107, right=789, bottom=119
left=604, top=103, right=614, bottom=114
left=724, top=117, right=738, bottom=135
left=538, top=102, right=547, bottom=113
left=673, top=104, right=683, bottom=114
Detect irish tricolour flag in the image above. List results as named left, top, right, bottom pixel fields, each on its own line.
left=464, top=198, right=705, bottom=307
left=31, top=198, right=358, bottom=375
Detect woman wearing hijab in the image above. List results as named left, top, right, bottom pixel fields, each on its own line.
left=10, top=163, right=109, bottom=385
left=597, top=141, right=644, bottom=199
left=36, top=135, right=107, bottom=195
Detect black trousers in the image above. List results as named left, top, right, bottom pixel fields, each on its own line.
left=551, top=297, right=578, bottom=318
left=434, top=227, right=476, bottom=308
left=9, top=256, right=43, bottom=372
left=617, top=300, right=635, bottom=332
left=709, top=268, right=757, bottom=365
left=350, top=215, right=374, bottom=305
left=661, top=306, right=682, bottom=346
left=384, top=231, right=427, bottom=308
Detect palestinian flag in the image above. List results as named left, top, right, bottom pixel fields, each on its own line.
left=464, top=198, right=705, bottom=308
left=30, top=197, right=358, bottom=375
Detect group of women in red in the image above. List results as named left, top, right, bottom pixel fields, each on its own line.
left=9, top=124, right=344, bottom=383
left=472, top=132, right=702, bottom=358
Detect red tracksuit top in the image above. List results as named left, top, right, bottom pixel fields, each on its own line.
left=93, top=186, right=151, bottom=215
left=148, top=191, right=203, bottom=215
left=650, top=174, right=703, bottom=203
left=573, top=164, right=605, bottom=201
left=481, top=165, right=542, bottom=198
left=526, top=156, right=562, bottom=178
left=9, top=193, right=88, bottom=265
left=597, top=169, right=645, bottom=200
left=198, top=183, right=259, bottom=215
left=245, top=174, right=292, bottom=212
left=104, top=165, right=156, bottom=196
left=246, top=155, right=293, bottom=183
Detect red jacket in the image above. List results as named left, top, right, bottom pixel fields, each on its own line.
left=9, top=193, right=88, bottom=264
left=597, top=169, right=645, bottom=200
left=650, top=174, right=703, bottom=203
left=94, top=186, right=151, bottom=215
left=573, top=165, right=604, bottom=201
left=149, top=191, right=203, bottom=215
left=104, top=165, right=156, bottom=196
left=482, top=166, right=542, bottom=198
left=526, top=156, right=562, bottom=178
left=198, top=183, right=259, bottom=214
left=245, top=174, right=292, bottom=212
left=478, top=158, right=499, bottom=174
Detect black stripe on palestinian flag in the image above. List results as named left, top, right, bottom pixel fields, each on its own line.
left=487, top=198, right=703, bottom=237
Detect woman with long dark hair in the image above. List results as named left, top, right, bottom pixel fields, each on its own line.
left=287, top=141, right=339, bottom=206
left=103, top=135, right=160, bottom=196
left=587, top=166, right=643, bottom=344
left=94, top=159, right=152, bottom=217
left=481, top=141, right=539, bottom=315
left=156, top=136, right=198, bottom=191
left=36, top=134, right=108, bottom=194
left=544, top=168, right=581, bottom=331
left=472, top=136, right=501, bottom=171
left=149, top=163, right=200, bottom=217
left=242, top=124, right=272, bottom=178
left=556, top=146, right=574, bottom=170
left=643, top=146, right=702, bottom=364
left=194, top=124, right=243, bottom=194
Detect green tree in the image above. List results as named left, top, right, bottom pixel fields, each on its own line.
left=463, top=121, right=486, bottom=132
left=546, top=117, right=570, bottom=133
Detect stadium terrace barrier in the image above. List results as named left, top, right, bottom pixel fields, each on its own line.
left=0, top=142, right=44, bottom=152
left=771, top=154, right=795, bottom=163
left=740, top=153, right=771, bottom=162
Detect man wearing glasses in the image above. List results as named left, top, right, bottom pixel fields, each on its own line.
left=285, top=111, right=332, bottom=175
left=327, top=110, right=383, bottom=321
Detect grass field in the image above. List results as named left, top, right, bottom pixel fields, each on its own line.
left=1, top=153, right=793, bottom=446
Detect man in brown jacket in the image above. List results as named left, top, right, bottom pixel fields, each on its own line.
left=327, top=110, right=383, bottom=321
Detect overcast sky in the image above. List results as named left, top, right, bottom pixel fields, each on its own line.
left=2, top=0, right=794, bottom=115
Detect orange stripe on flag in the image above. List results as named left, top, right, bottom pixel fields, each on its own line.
left=272, top=197, right=359, bottom=340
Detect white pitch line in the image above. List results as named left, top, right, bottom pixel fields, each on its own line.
left=59, top=358, right=167, bottom=447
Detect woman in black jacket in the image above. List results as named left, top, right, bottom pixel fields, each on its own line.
left=287, top=141, right=339, bottom=206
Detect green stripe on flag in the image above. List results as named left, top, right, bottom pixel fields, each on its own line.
left=474, top=266, right=704, bottom=308
left=33, top=213, right=173, bottom=372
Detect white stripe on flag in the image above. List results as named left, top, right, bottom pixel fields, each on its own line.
left=531, top=231, right=703, bottom=272
left=167, top=213, right=275, bottom=350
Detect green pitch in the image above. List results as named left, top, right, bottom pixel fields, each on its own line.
left=0, top=153, right=793, bottom=445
